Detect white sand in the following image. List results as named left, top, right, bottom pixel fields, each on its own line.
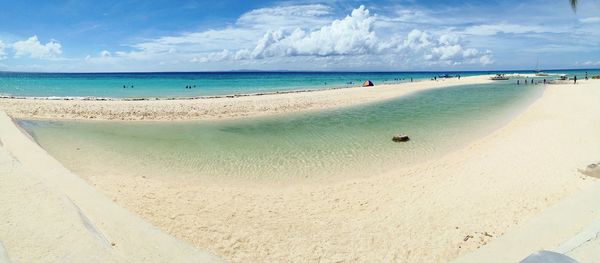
left=2, top=76, right=598, bottom=262
left=53, top=79, right=600, bottom=262
left=453, top=182, right=600, bottom=263
left=0, top=112, right=222, bottom=262
left=0, top=75, right=493, bottom=121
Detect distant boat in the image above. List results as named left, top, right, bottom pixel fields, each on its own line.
left=491, top=74, right=509, bottom=80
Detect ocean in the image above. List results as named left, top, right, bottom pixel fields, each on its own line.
left=1, top=69, right=596, bottom=99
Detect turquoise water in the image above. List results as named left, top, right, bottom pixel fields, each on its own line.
left=19, top=80, right=543, bottom=183
left=2, top=70, right=592, bottom=99
left=0, top=71, right=467, bottom=98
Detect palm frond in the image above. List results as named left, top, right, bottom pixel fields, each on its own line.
left=570, top=0, right=577, bottom=11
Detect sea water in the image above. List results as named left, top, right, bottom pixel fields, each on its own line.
left=19, top=80, right=544, bottom=183
left=2, top=70, right=593, bottom=99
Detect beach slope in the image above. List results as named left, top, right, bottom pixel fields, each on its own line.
left=0, top=112, right=222, bottom=262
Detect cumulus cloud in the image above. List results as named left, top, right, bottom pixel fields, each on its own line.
left=114, top=4, right=334, bottom=61
left=418, top=33, right=493, bottom=65
left=242, top=6, right=379, bottom=58
left=13, top=36, right=62, bottom=59
left=403, top=30, right=431, bottom=50
left=194, top=6, right=491, bottom=66
left=93, top=5, right=493, bottom=69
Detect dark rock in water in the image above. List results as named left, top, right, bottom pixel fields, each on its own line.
left=578, top=162, right=600, bottom=178
left=392, top=134, right=410, bottom=142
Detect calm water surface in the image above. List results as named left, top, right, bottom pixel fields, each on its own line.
left=19, top=80, right=543, bottom=183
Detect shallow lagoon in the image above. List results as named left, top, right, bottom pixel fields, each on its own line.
left=19, top=81, right=542, bottom=183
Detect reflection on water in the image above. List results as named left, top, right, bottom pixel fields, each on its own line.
left=19, top=82, right=542, bottom=183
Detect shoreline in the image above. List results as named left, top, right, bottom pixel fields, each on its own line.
left=17, top=78, right=598, bottom=262
left=0, top=75, right=497, bottom=121
left=0, top=85, right=354, bottom=101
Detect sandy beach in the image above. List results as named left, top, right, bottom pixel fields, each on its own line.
left=111, top=79, right=600, bottom=262
left=2, top=77, right=597, bottom=262
left=2, top=0, right=599, bottom=261
left=1, top=75, right=599, bottom=262
left=0, top=75, right=493, bottom=121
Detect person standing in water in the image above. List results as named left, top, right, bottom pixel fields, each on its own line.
left=574, top=75, right=577, bottom=84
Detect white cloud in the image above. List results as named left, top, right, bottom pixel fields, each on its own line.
left=463, top=23, right=557, bottom=36
left=422, top=34, right=491, bottom=65
left=243, top=6, right=380, bottom=58
left=237, top=4, right=332, bottom=29
left=88, top=5, right=493, bottom=70
left=195, top=6, right=491, bottom=66
left=113, top=4, right=335, bottom=62
left=0, top=41, right=6, bottom=60
left=581, top=60, right=600, bottom=66
left=579, top=17, right=600, bottom=24
left=479, top=50, right=494, bottom=65
left=403, top=29, right=431, bottom=50
left=12, top=36, right=62, bottom=59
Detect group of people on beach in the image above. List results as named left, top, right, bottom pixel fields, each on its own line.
left=122, top=84, right=199, bottom=89
left=517, top=79, right=538, bottom=85
left=430, top=75, right=461, bottom=81
left=516, top=72, right=590, bottom=85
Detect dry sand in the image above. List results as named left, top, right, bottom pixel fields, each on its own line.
left=54, top=78, right=600, bottom=262
left=0, top=75, right=493, bottom=121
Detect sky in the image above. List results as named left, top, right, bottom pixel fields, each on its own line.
left=0, top=0, right=599, bottom=72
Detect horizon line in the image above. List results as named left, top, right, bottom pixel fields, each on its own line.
left=0, top=68, right=598, bottom=74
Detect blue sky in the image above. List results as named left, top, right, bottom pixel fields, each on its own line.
left=0, top=0, right=599, bottom=72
